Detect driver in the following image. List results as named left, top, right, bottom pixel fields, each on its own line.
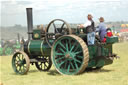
left=78, top=14, right=95, bottom=45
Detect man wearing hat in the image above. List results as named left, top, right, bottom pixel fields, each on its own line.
left=97, top=17, right=107, bottom=42
left=78, top=14, right=95, bottom=45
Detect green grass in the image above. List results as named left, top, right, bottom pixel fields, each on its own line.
left=0, top=42, right=128, bottom=85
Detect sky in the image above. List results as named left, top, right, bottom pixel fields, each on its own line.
left=0, top=0, right=128, bottom=26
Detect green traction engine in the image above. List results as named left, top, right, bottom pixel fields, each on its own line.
left=12, top=8, right=119, bottom=75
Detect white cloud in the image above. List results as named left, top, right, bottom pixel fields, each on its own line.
left=1, top=0, right=128, bottom=26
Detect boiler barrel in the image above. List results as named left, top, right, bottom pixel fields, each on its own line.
left=24, top=40, right=51, bottom=56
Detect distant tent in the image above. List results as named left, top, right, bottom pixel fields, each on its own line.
left=120, top=29, right=128, bottom=32
left=126, top=24, right=128, bottom=27
left=121, top=24, right=126, bottom=28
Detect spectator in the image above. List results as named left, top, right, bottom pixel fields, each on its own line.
left=97, top=17, right=107, bottom=42
left=107, top=28, right=113, bottom=37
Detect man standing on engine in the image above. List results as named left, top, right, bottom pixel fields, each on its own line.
left=78, top=14, right=95, bottom=45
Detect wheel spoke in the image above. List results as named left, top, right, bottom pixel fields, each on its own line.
left=60, top=22, right=65, bottom=29
left=44, top=63, right=48, bottom=67
left=70, top=42, right=77, bottom=52
left=67, top=64, right=70, bottom=72
left=15, top=58, right=18, bottom=62
left=77, top=56, right=83, bottom=59
left=56, top=57, right=65, bottom=62
left=70, top=61, right=75, bottom=70
left=68, top=38, right=71, bottom=49
left=53, top=22, right=58, bottom=33
left=55, top=52, right=64, bottom=56
left=22, top=65, right=26, bottom=72
left=74, top=51, right=82, bottom=55
left=15, top=62, right=18, bottom=66
left=66, top=40, right=69, bottom=51
left=43, top=62, right=47, bottom=70
left=60, top=22, right=65, bottom=33
left=46, top=60, right=49, bottom=63
left=59, top=42, right=66, bottom=50
left=73, top=58, right=82, bottom=64
left=44, top=63, right=45, bottom=70
left=22, top=54, right=24, bottom=60
left=15, top=64, right=19, bottom=69
left=20, top=66, right=24, bottom=73
left=58, top=60, right=67, bottom=67
left=74, top=61, right=79, bottom=70
left=74, top=45, right=80, bottom=52
left=59, top=48, right=65, bottom=53
left=64, top=60, right=68, bottom=69
left=39, top=62, right=42, bottom=68
left=19, top=66, right=21, bottom=71
left=45, top=58, right=49, bottom=63
left=17, top=54, right=21, bottom=61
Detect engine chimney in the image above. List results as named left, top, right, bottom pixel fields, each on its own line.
left=17, top=33, right=20, bottom=43
left=26, top=8, right=33, bottom=40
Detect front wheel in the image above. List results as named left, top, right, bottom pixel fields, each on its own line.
left=12, top=51, right=30, bottom=75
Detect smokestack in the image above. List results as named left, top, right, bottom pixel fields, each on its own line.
left=26, top=8, right=33, bottom=40
left=17, top=33, right=20, bottom=43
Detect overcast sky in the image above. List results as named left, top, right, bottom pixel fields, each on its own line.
left=0, top=0, right=128, bottom=26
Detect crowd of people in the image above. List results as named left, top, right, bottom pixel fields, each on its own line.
left=78, top=14, right=113, bottom=45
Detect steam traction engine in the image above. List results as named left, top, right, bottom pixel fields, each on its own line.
left=12, top=8, right=119, bottom=75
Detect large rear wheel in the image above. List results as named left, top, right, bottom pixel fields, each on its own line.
left=51, top=35, right=89, bottom=75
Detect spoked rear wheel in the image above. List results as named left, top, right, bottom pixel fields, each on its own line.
left=51, top=35, right=89, bottom=75
left=12, top=51, right=30, bottom=75
left=35, top=56, right=52, bottom=71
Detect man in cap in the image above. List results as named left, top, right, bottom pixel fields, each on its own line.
left=79, top=14, right=95, bottom=32
left=78, top=14, right=95, bottom=45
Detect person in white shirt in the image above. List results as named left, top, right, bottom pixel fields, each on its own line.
left=78, top=14, right=95, bottom=45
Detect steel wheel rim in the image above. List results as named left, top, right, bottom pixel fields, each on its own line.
left=52, top=35, right=89, bottom=75
left=12, top=51, right=30, bottom=74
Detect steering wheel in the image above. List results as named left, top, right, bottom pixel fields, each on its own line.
left=45, top=19, right=72, bottom=47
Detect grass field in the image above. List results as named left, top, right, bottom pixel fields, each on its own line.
left=0, top=42, right=128, bottom=85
